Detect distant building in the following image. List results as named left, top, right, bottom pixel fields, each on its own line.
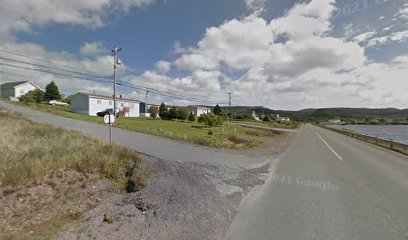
left=187, top=105, right=211, bottom=117
left=0, top=81, right=43, bottom=100
left=328, top=119, right=342, bottom=124
left=140, top=103, right=159, bottom=117
left=71, top=92, right=140, bottom=117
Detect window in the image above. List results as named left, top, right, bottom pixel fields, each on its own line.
left=109, top=101, right=112, bottom=105
left=131, top=103, right=134, bottom=109
left=121, top=103, right=124, bottom=107
left=20, top=90, right=25, bottom=94
left=97, top=100, right=102, bottom=104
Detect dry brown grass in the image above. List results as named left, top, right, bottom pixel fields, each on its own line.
left=0, top=108, right=143, bottom=190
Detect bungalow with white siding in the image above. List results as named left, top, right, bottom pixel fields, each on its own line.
left=0, top=81, right=43, bottom=100
left=187, top=105, right=211, bottom=117
left=71, top=92, right=140, bottom=117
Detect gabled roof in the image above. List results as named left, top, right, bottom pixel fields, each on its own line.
left=0, top=81, right=43, bottom=91
left=72, top=92, right=141, bottom=103
left=0, top=81, right=29, bottom=89
left=187, top=105, right=212, bottom=109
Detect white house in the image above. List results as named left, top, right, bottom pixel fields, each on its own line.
left=0, top=81, right=43, bottom=99
left=187, top=105, right=211, bottom=117
left=71, top=92, right=140, bottom=117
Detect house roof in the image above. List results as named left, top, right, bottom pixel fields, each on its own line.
left=0, top=81, right=43, bottom=91
left=73, top=92, right=141, bottom=103
left=0, top=81, right=29, bottom=89
left=187, top=105, right=212, bottom=109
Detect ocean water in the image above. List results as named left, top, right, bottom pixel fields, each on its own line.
left=328, top=125, right=408, bottom=145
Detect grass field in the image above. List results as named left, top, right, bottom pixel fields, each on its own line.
left=4, top=101, right=284, bottom=149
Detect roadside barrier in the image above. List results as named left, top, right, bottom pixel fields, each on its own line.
left=316, top=125, right=408, bottom=156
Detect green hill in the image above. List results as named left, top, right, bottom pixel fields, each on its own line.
left=221, top=106, right=408, bottom=122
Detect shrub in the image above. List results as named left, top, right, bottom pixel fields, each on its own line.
left=188, top=112, right=195, bottom=122
left=213, top=104, right=222, bottom=116
left=208, top=130, right=213, bottom=137
left=198, top=113, right=225, bottom=128
left=177, top=107, right=188, bottom=121
left=19, top=89, right=45, bottom=103
left=148, top=106, right=158, bottom=118
left=263, top=115, right=272, bottom=122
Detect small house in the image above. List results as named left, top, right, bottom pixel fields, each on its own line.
left=71, top=92, right=140, bottom=117
left=0, top=81, right=43, bottom=100
left=187, top=105, right=211, bottom=117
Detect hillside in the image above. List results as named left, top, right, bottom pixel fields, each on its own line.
left=221, top=106, right=408, bottom=121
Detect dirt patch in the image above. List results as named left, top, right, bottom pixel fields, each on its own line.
left=0, top=169, right=105, bottom=240
left=56, top=153, right=278, bottom=240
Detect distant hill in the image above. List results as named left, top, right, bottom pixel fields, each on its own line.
left=220, top=106, right=408, bottom=121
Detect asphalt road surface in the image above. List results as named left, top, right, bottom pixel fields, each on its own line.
left=226, top=124, right=408, bottom=240
left=0, top=102, right=266, bottom=169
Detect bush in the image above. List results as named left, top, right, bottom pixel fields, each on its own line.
left=263, top=115, right=272, bottom=122
left=208, top=130, right=213, bottom=137
left=198, top=113, right=225, bottom=128
left=167, top=106, right=178, bottom=120
left=177, top=107, right=188, bottom=121
left=19, top=89, right=45, bottom=103
left=213, top=104, right=222, bottom=116
left=188, top=112, right=195, bottom=122
left=148, top=106, right=158, bottom=118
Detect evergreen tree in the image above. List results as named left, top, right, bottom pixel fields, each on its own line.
left=159, top=102, right=167, bottom=119
left=44, top=81, right=61, bottom=101
left=213, top=104, right=222, bottom=115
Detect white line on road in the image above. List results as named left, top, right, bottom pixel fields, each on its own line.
left=310, top=126, right=343, bottom=161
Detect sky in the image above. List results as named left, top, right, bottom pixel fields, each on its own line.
left=0, top=0, right=407, bottom=110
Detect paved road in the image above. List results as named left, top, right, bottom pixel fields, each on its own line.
left=232, top=123, right=297, bottom=133
left=0, top=102, right=266, bottom=169
left=226, top=124, right=408, bottom=240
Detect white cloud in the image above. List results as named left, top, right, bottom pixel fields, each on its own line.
left=174, top=54, right=218, bottom=71
left=366, top=30, right=408, bottom=47
left=245, top=0, right=267, bottom=11
left=80, top=41, right=106, bottom=56
left=395, top=3, right=408, bottom=20
left=0, top=0, right=155, bottom=34
left=155, top=60, right=171, bottom=73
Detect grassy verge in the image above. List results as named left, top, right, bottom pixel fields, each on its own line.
left=3, top=100, right=283, bottom=149
left=233, top=120, right=300, bottom=129
left=0, top=107, right=147, bottom=239
left=0, top=107, right=145, bottom=190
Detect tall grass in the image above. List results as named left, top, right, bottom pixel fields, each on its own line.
left=0, top=108, right=143, bottom=189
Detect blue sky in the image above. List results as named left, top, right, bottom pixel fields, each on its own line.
left=0, top=0, right=407, bottom=110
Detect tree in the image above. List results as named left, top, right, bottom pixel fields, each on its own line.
left=263, top=115, right=272, bottom=122
left=44, top=81, right=61, bottom=101
left=213, top=104, right=222, bottom=116
left=159, top=102, right=167, bottom=119
left=148, top=106, right=158, bottom=119
left=168, top=106, right=178, bottom=120
left=188, top=112, right=195, bottom=122
left=198, top=113, right=225, bottom=128
left=177, top=107, right=188, bottom=122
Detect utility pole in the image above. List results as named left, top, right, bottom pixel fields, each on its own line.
left=227, top=92, right=233, bottom=122
left=112, top=46, right=122, bottom=117
left=145, top=89, right=149, bottom=117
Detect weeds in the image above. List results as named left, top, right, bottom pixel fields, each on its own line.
left=0, top=108, right=146, bottom=191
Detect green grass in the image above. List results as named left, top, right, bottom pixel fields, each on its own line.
left=0, top=107, right=144, bottom=189
left=5, top=101, right=282, bottom=149
left=234, top=120, right=300, bottom=129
